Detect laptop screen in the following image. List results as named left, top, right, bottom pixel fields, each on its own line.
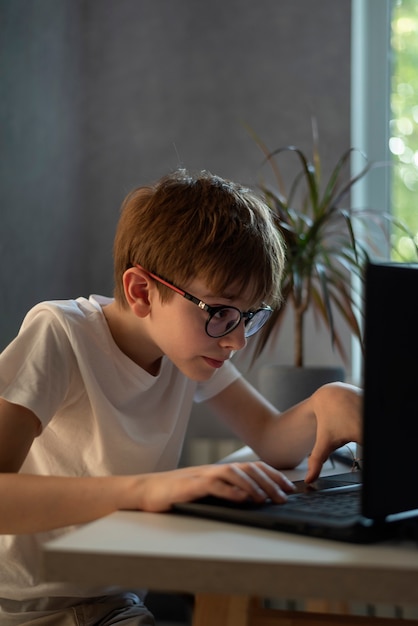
left=362, top=262, right=418, bottom=519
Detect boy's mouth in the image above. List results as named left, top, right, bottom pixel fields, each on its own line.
left=203, top=357, right=225, bottom=369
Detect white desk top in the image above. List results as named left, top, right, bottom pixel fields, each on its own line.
left=44, top=507, right=418, bottom=605
left=43, top=453, right=418, bottom=606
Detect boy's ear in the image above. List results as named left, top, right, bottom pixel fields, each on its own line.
left=123, top=267, right=154, bottom=316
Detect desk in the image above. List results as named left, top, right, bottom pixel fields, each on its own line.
left=42, top=455, right=418, bottom=626
left=43, top=508, right=418, bottom=625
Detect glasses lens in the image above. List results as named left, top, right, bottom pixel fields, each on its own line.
left=206, top=307, right=241, bottom=338
left=244, top=308, right=272, bottom=337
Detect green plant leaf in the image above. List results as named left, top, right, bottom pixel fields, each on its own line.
left=250, top=125, right=418, bottom=366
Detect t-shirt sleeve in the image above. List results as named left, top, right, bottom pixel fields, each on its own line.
left=0, top=307, right=76, bottom=428
left=194, top=359, right=241, bottom=403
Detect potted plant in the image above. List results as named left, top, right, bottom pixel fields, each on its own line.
left=248, top=123, right=417, bottom=407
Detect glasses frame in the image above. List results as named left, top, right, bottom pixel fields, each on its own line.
left=134, top=265, right=273, bottom=338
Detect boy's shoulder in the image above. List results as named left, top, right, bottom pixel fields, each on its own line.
left=25, top=295, right=110, bottom=323
left=21, top=296, right=111, bottom=341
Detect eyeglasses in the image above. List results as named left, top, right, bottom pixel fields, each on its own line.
left=136, top=265, right=273, bottom=338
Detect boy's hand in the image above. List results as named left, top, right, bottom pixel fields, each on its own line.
left=133, top=461, right=296, bottom=513
left=305, top=382, right=363, bottom=483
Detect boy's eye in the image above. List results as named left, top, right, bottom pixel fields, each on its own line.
left=208, top=306, right=242, bottom=335
left=214, top=307, right=232, bottom=319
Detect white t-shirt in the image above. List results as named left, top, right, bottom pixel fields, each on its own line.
left=0, top=296, right=241, bottom=620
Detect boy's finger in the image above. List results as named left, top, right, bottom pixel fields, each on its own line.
left=232, top=463, right=292, bottom=502
left=305, top=446, right=330, bottom=483
left=247, top=462, right=296, bottom=500
left=216, top=464, right=286, bottom=503
left=254, top=461, right=296, bottom=492
left=305, top=455, right=321, bottom=484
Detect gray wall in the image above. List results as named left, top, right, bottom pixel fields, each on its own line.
left=0, top=0, right=351, bottom=369
left=0, top=1, right=85, bottom=344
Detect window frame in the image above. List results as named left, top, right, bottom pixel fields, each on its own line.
left=350, top=0, right=391, bottom=382
left=351, top=0, right=391, bottom=226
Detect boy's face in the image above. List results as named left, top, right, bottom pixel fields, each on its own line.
left=149, top=275, right=254, bottom=382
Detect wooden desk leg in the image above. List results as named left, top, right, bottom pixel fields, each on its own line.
left=192, top=593, right=256, bottom=626
left=193, top=595, right=418, bottom=626
left=305, top=599, right=349, bottom=614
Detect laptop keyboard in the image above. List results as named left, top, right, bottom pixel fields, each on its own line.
left=284, top=489, right=361, bottom=519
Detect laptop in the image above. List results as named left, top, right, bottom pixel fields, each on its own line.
left=174, top=262, right=418, bottom=543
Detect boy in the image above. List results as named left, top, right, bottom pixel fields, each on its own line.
left=0, top=170, right=361, bottom=625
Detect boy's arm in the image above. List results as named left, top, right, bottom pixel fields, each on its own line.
left=0, top=398, right=295, bottom=534
left=0, top=398, right=41, bottom=472
left=206, top=377, right=362, bottom=481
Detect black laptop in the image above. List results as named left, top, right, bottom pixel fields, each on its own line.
left=174, top=262, right=418, bottom=543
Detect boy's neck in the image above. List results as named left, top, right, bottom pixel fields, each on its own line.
left=101, top=302, right=162, bottom=376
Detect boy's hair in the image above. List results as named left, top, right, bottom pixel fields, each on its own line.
left=113, top=169, right=285, bottom=308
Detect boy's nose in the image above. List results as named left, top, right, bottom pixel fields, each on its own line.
left=219, top=321, right=247, bottom=351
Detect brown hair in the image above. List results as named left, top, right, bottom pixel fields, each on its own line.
left=113, top=169, right=285, bottom=308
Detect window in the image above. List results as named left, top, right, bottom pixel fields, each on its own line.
left=390, top=0, right=418, bottom=260
left=351, top=0, right=418, bottom=261
left=350, top=0, right=418, bottom=382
